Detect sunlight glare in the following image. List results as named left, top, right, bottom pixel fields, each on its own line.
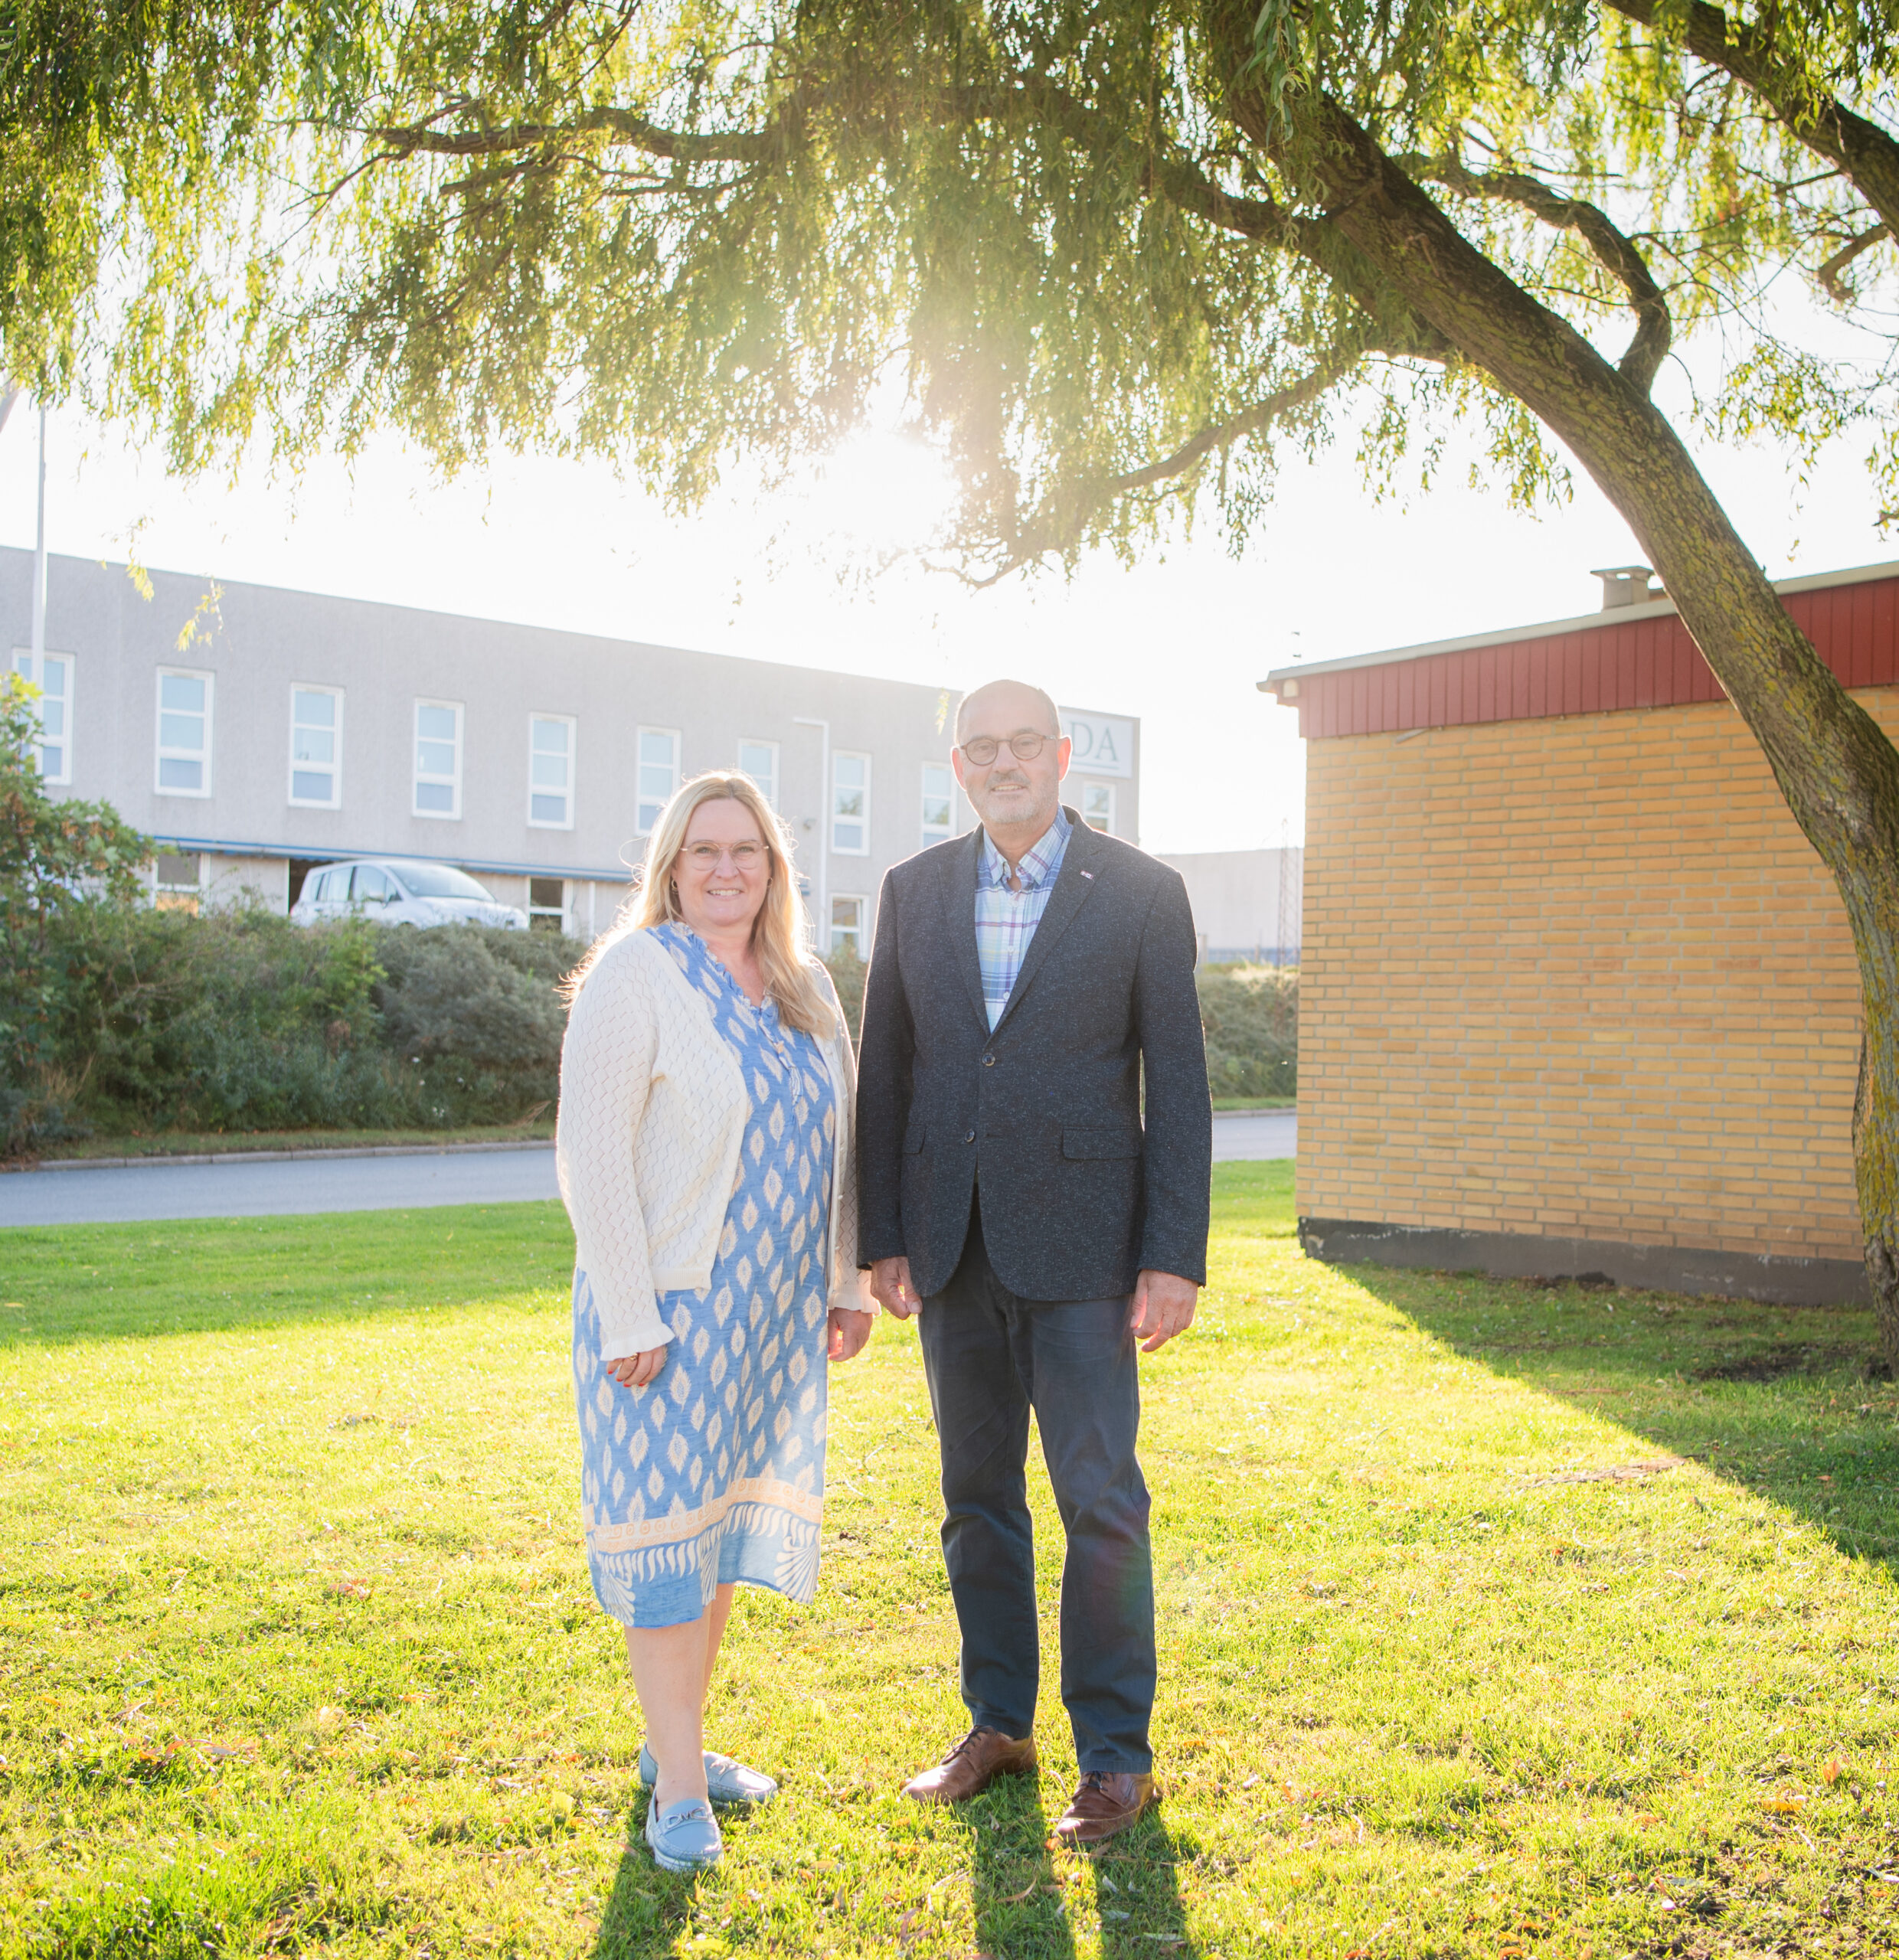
left=809, top=430, right=955, bottom=550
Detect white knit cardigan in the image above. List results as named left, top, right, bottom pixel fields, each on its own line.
left=555, top=926, right=869, bottom=1361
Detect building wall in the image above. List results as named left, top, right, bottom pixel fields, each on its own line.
left=1297, top=691, right=1878, bottom=1265
left=1158, top=845, right=1303, bottom=964
left=7, top=549, right=1139, bottom=939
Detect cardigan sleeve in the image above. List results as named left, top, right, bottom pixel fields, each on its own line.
left=555, top=938, right=672, bottom=1358
left=817, top=965, right=873, bottom=1317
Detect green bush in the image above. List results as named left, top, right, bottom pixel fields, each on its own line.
left=8, top=907, right=587, bottom=1149
left=1196, top=962, right=1298, bottom=1100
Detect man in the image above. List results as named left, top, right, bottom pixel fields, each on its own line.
left=855, top=678, right=1211, bottom=1846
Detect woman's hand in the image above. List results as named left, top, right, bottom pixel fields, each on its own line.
left=604, top=1347, right=668, bottom=1390
left=827, top=1308, right=873, bottom=1363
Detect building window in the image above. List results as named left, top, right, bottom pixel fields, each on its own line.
left=153, top=851, right=201, bottom=913
left=829, top=895, right=866, bottom=958
left=529, top=876, right=567, bottom=933
left=1081, top=782, right=1116, bottom=834
left=738, top=738, right=780, bottom=808
left=921, top=762, right=954, bottom=844
left=289, top=685, right=342, bottom=807
left=414, top=699, right=463, bottom=818
left=11, top=650, right=74, bottom=784
left=155, top=668, right=213, bottom=796
left=637, top=727, right=680, bottom=833
left=832, top=751, right=871, bottom=854
left=528, top=714, right=575, bottom=828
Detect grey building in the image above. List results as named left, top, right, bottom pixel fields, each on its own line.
left=5, top=547, right=1140, bottom=949
left=1156, top=846, right=1302, bottom=965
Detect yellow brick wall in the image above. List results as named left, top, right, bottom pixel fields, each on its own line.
left=1296, top=689, right=1891, bottom=1261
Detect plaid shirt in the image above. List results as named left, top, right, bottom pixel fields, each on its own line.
left=974, top=807, right=1074, bottom=1030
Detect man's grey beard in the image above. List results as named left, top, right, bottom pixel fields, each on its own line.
left=973, top=775, right=1057, bottom=831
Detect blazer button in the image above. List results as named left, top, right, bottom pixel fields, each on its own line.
left=964, top=1130, right=976, bottom=1144
left=982, top=1053, right=995, bottom=1067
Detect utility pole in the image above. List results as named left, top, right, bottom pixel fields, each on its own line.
left=1276, top=816, right=1295, bottom=968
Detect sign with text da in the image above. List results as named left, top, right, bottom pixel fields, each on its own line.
left=1059, top=707, right=1135, bottom=779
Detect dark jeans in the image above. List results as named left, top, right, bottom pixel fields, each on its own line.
left=917, top=1203, right=1155, bottom=1773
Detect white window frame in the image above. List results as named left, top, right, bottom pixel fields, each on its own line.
left=831, top=750, right=872, bottom=856
left=528, top=875, right=568, bottom=932
left=413, top=697, right=464, bottom=821
left=11, top=649, right=75, bottom=786
left=1081, top=782, right=1116, bottom=835
left=287, top=683, right=344, bottom=809
left=527, top=712, right=577, bottom=831
left=829, top=894, right=868, bottom=958
left=152, top=850, right=202, bottom=913
left=737, top=737, right=780, bottom=809
left=636, top=725, right=681, bottom=834
left=155, top=666, right=214, bottom=799
left=920, top=760, right=955, bottom=845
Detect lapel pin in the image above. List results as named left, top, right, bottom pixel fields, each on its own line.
left=1080, top=870, right=1094, bottom=880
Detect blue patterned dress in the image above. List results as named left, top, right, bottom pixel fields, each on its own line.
left=571, top=923, right=838, bottom=1628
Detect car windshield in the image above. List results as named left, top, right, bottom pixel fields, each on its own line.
left=390, top=863, right=494, bottom=900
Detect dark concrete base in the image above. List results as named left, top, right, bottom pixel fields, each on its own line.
left=1299, top=1217, right=1867, bottom=1308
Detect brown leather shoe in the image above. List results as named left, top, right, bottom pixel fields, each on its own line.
left=901, top=1726, right=1038, bottom=1803
left=1053, top=1769, right=1159, bottom=1845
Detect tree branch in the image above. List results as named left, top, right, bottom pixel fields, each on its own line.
left=1101, top=355, right=1353, bottom=495
left=1400, top=153, right=1671, bottom=394
left=1604, top=0, right=1899, bottom=241
left=1818, top=223, right=1891, bottom=303
left=367, top=103, right=790, bottom=167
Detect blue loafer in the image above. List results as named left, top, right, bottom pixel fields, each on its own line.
left=639, top=1743, right=779, bottom=1806
left=644, top=1795, right=722, bottom=1873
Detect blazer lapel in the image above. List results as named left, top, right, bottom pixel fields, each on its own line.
left=989, top=807, right=1102, bottom=1037
left=940, top=828, right=990, bottom=1031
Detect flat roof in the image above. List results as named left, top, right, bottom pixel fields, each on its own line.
left=1257, top=557, right=1899, bottom=690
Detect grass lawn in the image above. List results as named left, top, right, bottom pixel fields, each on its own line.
left=2, top=1165, right=1897, bottom=1956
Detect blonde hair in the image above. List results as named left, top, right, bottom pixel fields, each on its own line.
left=564, top=770, right=838, bottom=1039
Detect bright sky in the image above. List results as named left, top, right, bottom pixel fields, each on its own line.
left=3, top=348, right=1891, bottom=856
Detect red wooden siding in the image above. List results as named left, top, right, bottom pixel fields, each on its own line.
left=1283, top=573, right=1899, bottom=739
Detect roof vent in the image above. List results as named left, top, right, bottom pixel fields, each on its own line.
left=1592, top=564, right=1662, bottom=610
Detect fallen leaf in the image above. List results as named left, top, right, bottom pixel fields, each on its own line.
left=1823, top=1758, right=1844, bottom=1785
left=1761, top=1794, right=1807, bottom=1815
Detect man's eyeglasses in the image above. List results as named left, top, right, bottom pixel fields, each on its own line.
left=683, top=842, right=767, bottom=867
left=958, top=731, right=1052, bottom=766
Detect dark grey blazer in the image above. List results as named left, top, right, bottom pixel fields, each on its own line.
left=855, top=805, right=1212, bottom=1302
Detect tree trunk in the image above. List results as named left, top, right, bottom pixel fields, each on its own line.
left=1220, top=61, right=1899, bottom=1355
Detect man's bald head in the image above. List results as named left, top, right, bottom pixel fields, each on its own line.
left=956, top=680, right=1061, bottom=745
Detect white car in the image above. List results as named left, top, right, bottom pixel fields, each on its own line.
left=290, top=858, right=529, bottom=930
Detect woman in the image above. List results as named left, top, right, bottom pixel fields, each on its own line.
left=556, top=770, right=874, bottom=1873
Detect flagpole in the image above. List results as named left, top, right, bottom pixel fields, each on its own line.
left=31, top=404, right=46, bottom=659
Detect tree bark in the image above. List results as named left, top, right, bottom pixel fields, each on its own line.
left=1218, top=57, right=1899, bottom=1353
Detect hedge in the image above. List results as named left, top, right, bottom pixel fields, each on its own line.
left=2, top=912, right=1294, bottom=1155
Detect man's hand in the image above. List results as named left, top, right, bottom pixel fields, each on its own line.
left=604, top=1346, right=668, bottom=1389
left=869, top=1256, right=920, bottom=1319
left=1130, top=1270, right=1198, bottom=1353
left=828, top=1308, right=874, bottom=1361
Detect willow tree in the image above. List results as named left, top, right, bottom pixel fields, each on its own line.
left=11, top=0, right=1899, bottom=1348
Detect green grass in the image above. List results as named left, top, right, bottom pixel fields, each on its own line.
left=1208, top=1099, right=1295, bottom=1112
left=28, top=1121, right=557, bottom=1163
left=2, top=1160, right=1897, bottom=1956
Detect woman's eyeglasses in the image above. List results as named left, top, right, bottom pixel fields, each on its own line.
left=683, top=842, right=767, bottom=867
left=957, top=732, right=1051, bottom=766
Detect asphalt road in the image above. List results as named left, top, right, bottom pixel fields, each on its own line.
left=0, top=1110, right=1294, bottom=1229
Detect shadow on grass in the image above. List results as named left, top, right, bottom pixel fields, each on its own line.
left=1090, top=1812, right=1195, bottom=1960
left=952, top=1778, right=1194, bottom=1958
left=0, top=1200, right=576, bottom=1348
left=1345, top=1260, right=1899, bottom=1573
